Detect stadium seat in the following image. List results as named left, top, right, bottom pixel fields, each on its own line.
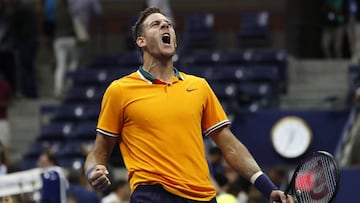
left=88, top=51, right=141, bottom=69
left=250, top=48, right=287, bottom=65
left=88, top=54, right=119, bottom=69
left=51, top=103, right=100, bottom=122
left=116, top=51, right=142, bottom=67
left=210, top=82, right=238, bottom=101
left=55, top=141, right=87, bottom=158
left=123, top=15, right=138, bottom=51
left=63, top=86, right=106, bottom=104
left=71, top=121, right=98, bottom=140
left=67, top=69, right=109, bottom=86
left=238, top=81, right=274, bottom=98
left=19, top=158, right=38, bottom=170
left=185, top=65, right=215, bottom=80
left=211, top=65, right=279, bottom=82
left=219, top=49, right=253, bottom=64
left=183, top=50, right=221, bottom=65
left=237, top=11, right=271, bottom=48
left=178, top=13, right=215, bottom=55
left=236, top=81, right=279, bottom=109
left=58, top=157, right=85, bottom=170
left=23, top=141, right=61, bottom=159
left=39, top=122, right=74, bottom=141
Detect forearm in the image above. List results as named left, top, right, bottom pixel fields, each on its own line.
left=221, top=140, right=261, bottom=180
left=210, top=127, right=279, bottom=199
left=84, top=133, right=116, bottom=172
left=84, top=150, right=108, bottom=172
left=210, top=127, right=261, bottom=180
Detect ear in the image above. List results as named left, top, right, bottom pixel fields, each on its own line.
left=136, top=36, right=146, bottom=48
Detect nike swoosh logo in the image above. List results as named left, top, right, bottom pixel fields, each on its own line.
left=186, top=88, right=198, bottom=92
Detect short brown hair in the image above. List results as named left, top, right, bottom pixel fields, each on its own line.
left=132, top=7, right=164, bottom=45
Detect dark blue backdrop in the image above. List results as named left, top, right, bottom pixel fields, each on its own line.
left=230, top=109, right=349, bottom=167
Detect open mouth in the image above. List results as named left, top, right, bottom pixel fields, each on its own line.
left=162, top=33, right=171, bottom=44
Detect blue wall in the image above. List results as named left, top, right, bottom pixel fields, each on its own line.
left=332, top=168, right=359, bottom=202
left=230, top=110, right=349, bottom=167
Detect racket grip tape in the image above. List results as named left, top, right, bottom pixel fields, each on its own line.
left=253, top=173, right=278, bottom=198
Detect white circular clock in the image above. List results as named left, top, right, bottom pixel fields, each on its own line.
left=271, top=116, right=312, bottom=159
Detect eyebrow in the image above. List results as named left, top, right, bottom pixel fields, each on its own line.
left=148, top=18, right=172, bottom=26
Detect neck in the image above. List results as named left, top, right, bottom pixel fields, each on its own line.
left=142, top=53, right=174, bottom=81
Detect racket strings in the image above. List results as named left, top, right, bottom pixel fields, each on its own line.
left=294, top=156, right=338, bottom=203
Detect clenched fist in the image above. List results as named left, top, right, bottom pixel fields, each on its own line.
left=86, top=165, right=111, bottom=191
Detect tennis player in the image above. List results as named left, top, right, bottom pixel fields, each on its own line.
left=85, top=7, right=294, bottom=203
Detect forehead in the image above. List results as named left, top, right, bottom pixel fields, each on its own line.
left=143, top=13, right=169, bottom=25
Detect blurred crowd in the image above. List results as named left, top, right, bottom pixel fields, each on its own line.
left=321, top=0, right=360, bottom=62
left=0, top=0, right=102, bottom=99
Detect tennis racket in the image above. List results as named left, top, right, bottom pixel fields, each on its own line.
left=284, top=151, right=340, bottom=203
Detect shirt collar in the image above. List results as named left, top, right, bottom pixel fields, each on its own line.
left=138, top=66, right=184, bottom=84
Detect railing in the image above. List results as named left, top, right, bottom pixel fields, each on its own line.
left=335, top=104, right=360, bottom=167
left=0, top=166, right=68, bottom=203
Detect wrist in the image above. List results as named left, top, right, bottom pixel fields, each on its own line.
left=251, top=171, right=278, bottom=198
left=86, top=167, right=95, bottom=183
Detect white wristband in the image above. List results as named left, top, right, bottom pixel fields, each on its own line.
left=250, top=171, right=264, bottom=184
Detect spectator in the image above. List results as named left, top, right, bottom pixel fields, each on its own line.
left=348, top=0, right=360, bottom=63
left=216, top=192, right=237, bottom=203
left=101, top=179, right=131, bottom=203
left=0, top=0, right=17, bottom=92
left=68, top=0, right=102, bottom=32
left=344, top=0, right=357, bottom=62
left=321, top=0, right=346, bottom=58
left=247, top=192, right=265, bottom=203
left=68, top=0, right=103, bottom=66
left=0, top=74, right=13, bottom=147
left=267, top=167, right=288, bottom=191
left=0, top=196, right=20, bottom=203
left=37, top=150, right=68, bottom=203
left=67, top=169, right=101, bottom=203
left=53, top=0, right=79, bottom=98
left=208, top=146, right=224, bottom=179
left=36, top=0, right=57, bottom=67
left=0, top=140, right=10, bottom=175
left=37, top=150, right=58, bottom=168
left=7, top=0, right=39, bottom=98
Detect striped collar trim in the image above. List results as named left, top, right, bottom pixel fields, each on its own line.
left=137, top=66, right=184, bottom=84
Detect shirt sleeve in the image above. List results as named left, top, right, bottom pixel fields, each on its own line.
left=96, top=81, right=123, bottom=137
left=201, top=79, right=231, bottom=136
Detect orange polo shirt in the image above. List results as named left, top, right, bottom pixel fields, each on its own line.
left=97, top=66, right=230, bottom=201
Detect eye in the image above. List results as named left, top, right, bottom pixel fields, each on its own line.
left=150, top=21, right=160, bottom=27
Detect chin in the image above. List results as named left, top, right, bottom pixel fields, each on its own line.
left=161, top=50, right=175, bottom=58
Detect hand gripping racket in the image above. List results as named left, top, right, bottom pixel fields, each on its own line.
left=285, top=151, right=340, bottom=203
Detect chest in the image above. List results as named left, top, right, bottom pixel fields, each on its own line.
left=123, top=83, right=206, bottom=125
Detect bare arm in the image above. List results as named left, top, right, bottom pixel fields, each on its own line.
left=209, top=126, right=261, bottom=180
left=85, top=132, right=118, bottom=191
left=209, top=126, right=294, bottom=203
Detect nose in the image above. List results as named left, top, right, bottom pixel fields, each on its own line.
left=160, top=22, right=170, bottom=29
